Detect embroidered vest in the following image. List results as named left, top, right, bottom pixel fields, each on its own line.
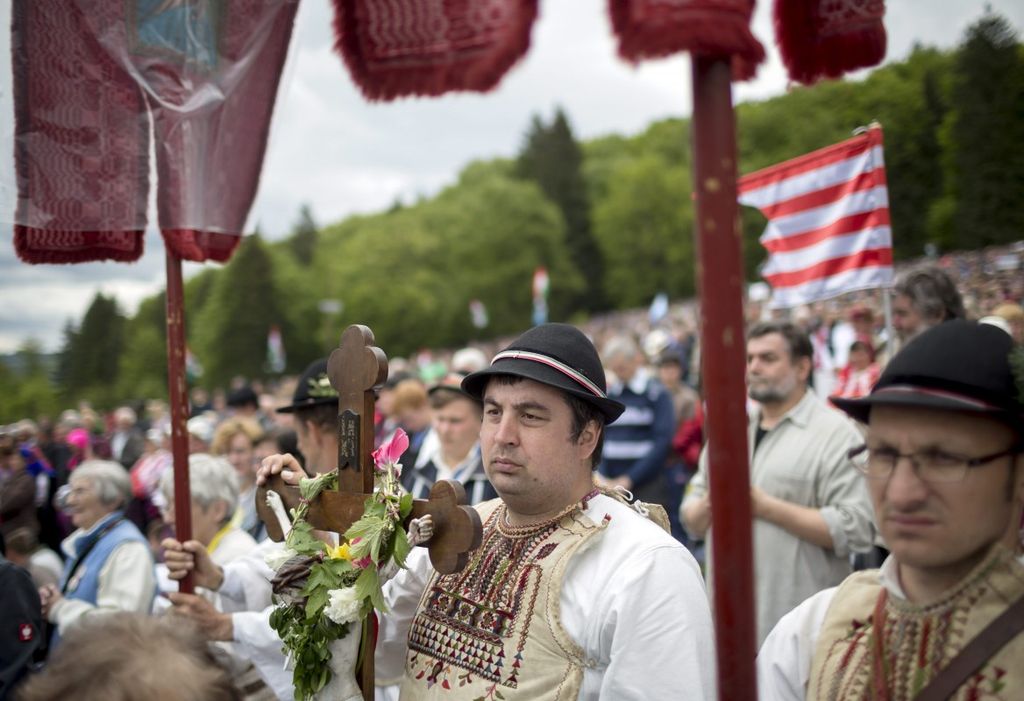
left=401, top=498, right=606, bottom=700
left=807, top=545, right=1024, bottom=701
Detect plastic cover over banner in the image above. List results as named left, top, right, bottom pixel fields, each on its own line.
left=9, top=0, right=299, bottom=263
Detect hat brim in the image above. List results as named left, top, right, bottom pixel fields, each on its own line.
left=275, top=396, right=338, bottom=414
left=462, top=362, right=625, bottom=424
left=832, top=387, right=1019, bottom=426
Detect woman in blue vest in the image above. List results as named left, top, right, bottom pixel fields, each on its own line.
left=39, top=460, right=155, bottom=648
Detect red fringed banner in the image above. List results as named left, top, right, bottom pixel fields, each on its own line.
left=333, top=0, right=539, bottom=101
left=11, top=1, right=297, bottom=265
left=774, top=0, right=887, bottom=84
left=12, top=2, right=149, bottom=264
left=608, top=0, right=765, bottom=81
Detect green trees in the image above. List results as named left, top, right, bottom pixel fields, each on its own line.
left=55, top=293, right=127, bottom=406
left=289, top=204, right=319, bottom=266
left=516, top=108, right=606, bottom=311
left=936, top=12, right=1024, bottom=250
left=192, top=234, right=314, bottom=387
left=0, top=341, right=60, bottom=424
left=314, top=161, right=580, bottom=356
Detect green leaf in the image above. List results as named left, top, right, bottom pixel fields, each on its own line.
left=399, top=492, right=414, bottom=519
left=392, top=524, right=412, bottom=568
left=305, top=587, right=329, bottom=620
left=353, top=565, right=385, bottom=612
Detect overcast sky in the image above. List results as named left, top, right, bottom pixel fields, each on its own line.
left=2, top=0, right=1021, bottom=354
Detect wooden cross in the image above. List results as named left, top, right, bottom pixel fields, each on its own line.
left=256, top=324, right=482, bottom=700
left=256, top=324, right=483, bottom=572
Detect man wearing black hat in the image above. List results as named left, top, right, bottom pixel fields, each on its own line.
left=164, top=358, right=340, bottom=700
left=758, top=320, right=1024, bottom=701
left=377, top=323, right=715, bottom=699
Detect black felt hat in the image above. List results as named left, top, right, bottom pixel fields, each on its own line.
left=462, top=323, right=625, bottom=423
left=428, top=372, right=476, bottom=401
left=226, top=386, right=258, bottom=408
left=275, top=358, right=338, bottom=414
left=832, top=320, right=1023, bottom=430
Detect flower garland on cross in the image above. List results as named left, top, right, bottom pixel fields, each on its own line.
left=267, top=428, right=414, bottom=700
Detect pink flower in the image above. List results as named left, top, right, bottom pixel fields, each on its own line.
left=373, top=428, right=409, bottom=470
left=352, top=555, right=373, bottom=570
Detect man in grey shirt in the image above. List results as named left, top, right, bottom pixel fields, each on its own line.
left=682, top=320, right=874, bottom=644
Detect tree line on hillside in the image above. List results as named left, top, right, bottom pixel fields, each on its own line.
left=1, top=11, right=1020, bottom=422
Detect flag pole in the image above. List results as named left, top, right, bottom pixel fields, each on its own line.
left=691, top=54, right=758, bottom=701
left=165, top=247, right=194, bottom=594
left=881, top=285, right=894, bottom=361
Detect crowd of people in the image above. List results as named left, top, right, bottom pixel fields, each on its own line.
left=1, top=241, right=1022, bottom=700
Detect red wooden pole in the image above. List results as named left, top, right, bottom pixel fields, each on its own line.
left=165, top=247, right=194, bottom=594
left=691, top=55, right=758, bottom=700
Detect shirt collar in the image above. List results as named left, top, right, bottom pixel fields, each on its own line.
left=755, top=387, right=817, bottom=429
left=877, top=549, right=1024, bottom=602
left=611, top=367, right=651, bottom=395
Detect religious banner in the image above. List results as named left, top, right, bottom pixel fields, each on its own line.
left=608, top=0, right=765, bottom=80
left=11, top=0, right=299, bottom=264
left=332, top=0, right=538, bottom=101
left=774, top=0, right=887, bottom=84
left=738, top=124, right=893, bottom=308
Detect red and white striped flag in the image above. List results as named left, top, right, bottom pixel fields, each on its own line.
left=738, top=125, right=893, bottom=308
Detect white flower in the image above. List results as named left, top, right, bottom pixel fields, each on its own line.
left=264, top=546, right=297, bottom=571
left=324, top=586, right=362, bottom=625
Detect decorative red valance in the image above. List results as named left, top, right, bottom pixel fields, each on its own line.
left=774, top=0, right=887, bottom=84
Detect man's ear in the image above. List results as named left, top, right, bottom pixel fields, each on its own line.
left=576, top=420, right=601, bottom=461
left=796, top=355, right=813, bottom=383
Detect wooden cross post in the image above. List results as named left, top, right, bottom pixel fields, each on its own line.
left=256, top=324, right=483, bottom=699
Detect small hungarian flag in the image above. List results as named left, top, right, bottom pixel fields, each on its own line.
left=532, top=267, right=549, bottom=326
left=267, top=325, right=286, bottom=374
left=738, top=125, right=893, bottom=308
left=185, top=345, right=204, bottom=383
left=469, top=300, right=489, bottom=329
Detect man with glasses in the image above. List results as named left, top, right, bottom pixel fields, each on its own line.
left=758, top=320, right=1024, bottom=701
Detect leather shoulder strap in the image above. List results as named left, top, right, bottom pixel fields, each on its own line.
left=914, top=593, right=1024, bottom=701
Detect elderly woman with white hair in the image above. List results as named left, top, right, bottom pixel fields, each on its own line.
left=39, top=460, right=156, bottom=647
left=157, top=453, right=257, bottom=567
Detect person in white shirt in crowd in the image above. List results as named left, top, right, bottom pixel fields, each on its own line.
left=157, top=453, right=257, bottom=583
left=682, top=320, right=874, bottom=645
left=38, top=460, right=155, bottom=647
left=162, top=358, right=341, bottom=701
left=378, top=323, right=715, bottom=699
left=4, top=526, right=64, bottom=589
left=400, top=373, right=497, bottom=505
left=155, top=452, right=269, bottom=699
left=108, top=406, right=145, bottom=470
left=758, top=320, right=1024, bottom=701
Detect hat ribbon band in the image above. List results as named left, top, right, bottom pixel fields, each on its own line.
left=491, top=350, right=607, bottom=399
left=875, top=385, right=1003, bottom=412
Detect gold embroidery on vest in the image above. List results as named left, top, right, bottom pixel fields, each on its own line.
left=808, top=545, right=1024, bottom=701
left=405, top=496, right=603, bottom=699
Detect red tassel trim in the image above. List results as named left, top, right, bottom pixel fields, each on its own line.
left=161, top=229, right=242, bottom=264
left=608, top=0, right=766, bottom=81
left=13, top=227, right=144, bottom=264
left=332, top=0, right=539, bottom=101
left=774, top=0, right=887, bottom=85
